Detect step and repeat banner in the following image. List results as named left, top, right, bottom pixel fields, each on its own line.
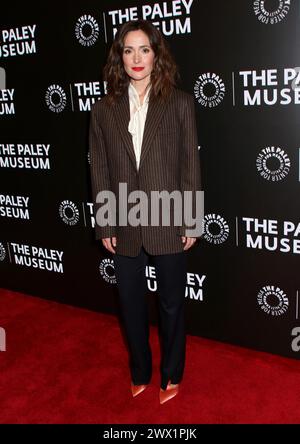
left=1, top=0, right=300, bottom=359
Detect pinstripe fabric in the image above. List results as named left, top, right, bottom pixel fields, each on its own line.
left=89, top=87, right=202, bottom=257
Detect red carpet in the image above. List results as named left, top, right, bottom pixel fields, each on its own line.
left=1, top=287, right=300, bottom=424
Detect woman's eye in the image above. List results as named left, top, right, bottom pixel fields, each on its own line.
left=124, top=49, right=131, bottom=54
left=143, top=48, right=150, bottom=53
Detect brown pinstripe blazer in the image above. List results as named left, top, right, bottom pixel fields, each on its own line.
left=89, top=86, right=202, bottom=257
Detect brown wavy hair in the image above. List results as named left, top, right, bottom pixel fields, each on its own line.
left=103, top=20, right=180, bottom=104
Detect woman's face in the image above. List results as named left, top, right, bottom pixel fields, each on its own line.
left=122, top=30, right=155, bottom=84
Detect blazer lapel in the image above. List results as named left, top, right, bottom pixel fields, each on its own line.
left=112, top=87, right=171, bottom=171
left=139, top=91, right=169, bottom=169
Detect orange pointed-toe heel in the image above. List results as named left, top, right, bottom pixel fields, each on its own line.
left=159, top=380, right=179, bottom=404
left=131, top=382, right=148, bottom=398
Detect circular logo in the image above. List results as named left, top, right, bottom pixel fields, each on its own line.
left=256, top=146, right=290, bottom=181
left=75, top=15, right=99, bottom=47
left=253, top=0, right=290, bottom=25
left=194, top=72, right=225, bottom=107
left=45, top=84, right=67, bottom=113
left=0, top=243, right=6, bottom=261
left=99, top=258, right=116, bottom=284
left=257, top=285, right=289, bottom=316
left=59, top=200, right=80, bottom=225
left=203, top=213, right=229, bottom=244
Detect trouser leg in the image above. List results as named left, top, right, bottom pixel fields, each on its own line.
left=113, top=247, right=152, bottom=385
left=151, top=251, right=187, bottom=390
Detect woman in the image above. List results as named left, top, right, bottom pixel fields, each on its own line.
left=89, top=19, right=202, bottom=404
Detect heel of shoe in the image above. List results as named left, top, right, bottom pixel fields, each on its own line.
left=131, top=383, right=148, bottom=397
left=159, top=380, right=179, bottom=404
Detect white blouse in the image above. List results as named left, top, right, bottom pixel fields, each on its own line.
left=128, top=82, right=151, bottom=170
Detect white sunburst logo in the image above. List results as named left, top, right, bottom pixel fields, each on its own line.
left=59, top=200, right=80, bottom=225
left=194, top=72, right=225, bottom=107
left=257, top=285, right=289, bottom=316
left=203, top=214, right=229, bottom=244
left=75, top=15, right=99, bottom=47
left=253, top=0, right=290, bottom=25
left=256, top=146, right=290, bottom=181
left=45, top=84, right=67, bottom=113
left=99, top=258, right=116, bottom=284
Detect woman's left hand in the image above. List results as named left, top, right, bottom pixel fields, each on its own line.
left=181, top=236, right=197, bottom=250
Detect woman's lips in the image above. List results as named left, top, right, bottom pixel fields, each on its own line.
left=132, top=67, right=144, bottom=71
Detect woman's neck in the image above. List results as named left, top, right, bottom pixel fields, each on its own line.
left=130, top=79, right=151, bottom=96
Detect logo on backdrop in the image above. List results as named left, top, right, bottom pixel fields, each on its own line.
left=253, top=0, right=290, bottom=25
left=58, top=200, right=95, bottom=227
left=75, top=15, right=99, bottom=46
left=256, top=146, right=291, bottom=181
left=238, top=68, right=300, bottom=106
left=59, top=201, right=80, bottom=226
left=186, top=272, right=206, bottom=301
left=0, top=24, right=37, bottom=58
left=257, top=285, right=289, bottom=316
left=0, top=88, right=15, bottom=115
left=45, top=85, right=67, bottom=113
left=194, top=73, right=225, bottom=107
left=107, top=0, right=194, bottom=37
left=9, top=242, right=64, bottom=273
left=0, top=195, right=30, bottom=220
left=0, top=143, right=51, bottom=169
left=71, top=82, right=101, bottom=111
left=0, top=243, right=6, bottom=261
left=241, top=217, right=300, bottom=254
left=100, top=259, right=206, bottom=301
left=99, top=258, right=116, bottom=284
left=146, top=265, right=206, bottom=301
left=46, top=82, right=102, bottom=112
left=203, top=214, right=229, bottom=244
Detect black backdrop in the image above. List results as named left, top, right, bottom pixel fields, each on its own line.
left=1, top=0, right=300, bottom=359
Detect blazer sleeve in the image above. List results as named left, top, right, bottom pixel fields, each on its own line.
left=89, top=104, right=116, bottom=240
left=178, top=94, right=204, bottom=238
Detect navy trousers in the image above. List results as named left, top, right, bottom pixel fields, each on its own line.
left=113, top=246, right=187, bottom=390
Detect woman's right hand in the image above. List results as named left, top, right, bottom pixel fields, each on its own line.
left=102, top=237, right=117, bottom=254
